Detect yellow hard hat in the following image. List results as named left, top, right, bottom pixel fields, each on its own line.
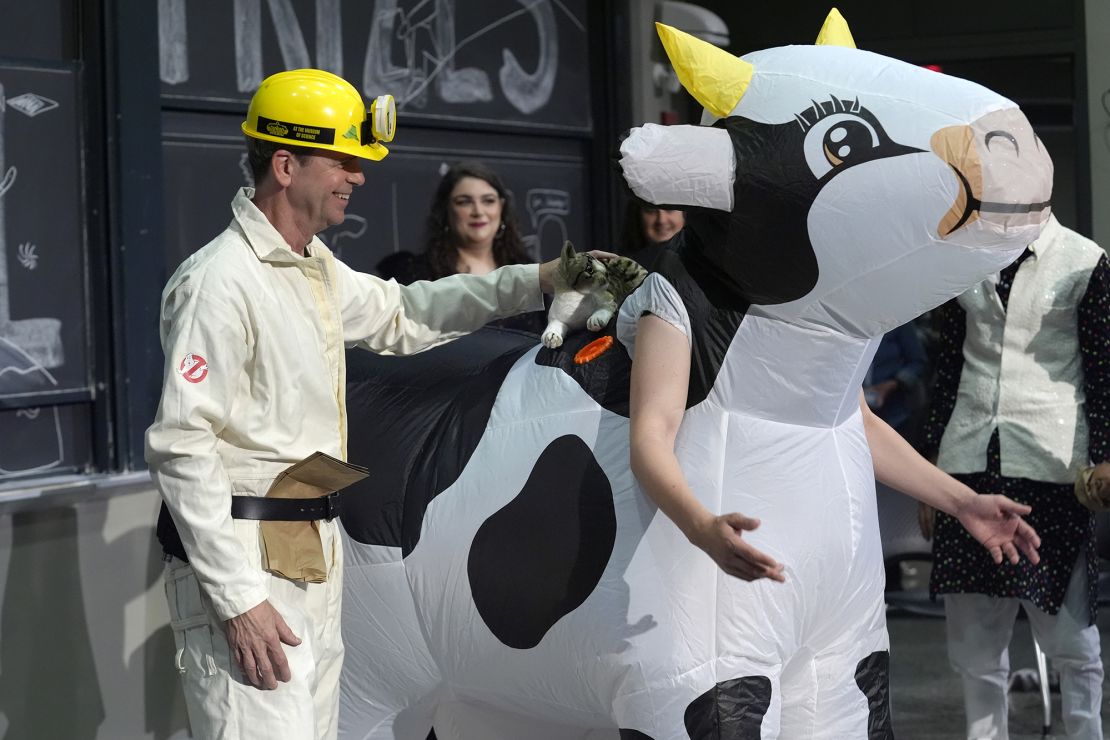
left=241, top=68, right=396, bottom=161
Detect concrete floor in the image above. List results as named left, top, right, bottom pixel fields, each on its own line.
left=886, top=561, right=1109, bottom=739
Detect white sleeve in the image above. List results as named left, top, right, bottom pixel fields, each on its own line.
left=615, top=273, right=691, bottom=359
left=334, top=261, right=544, bottom=355
left=144, top=279, right=269, bottom=621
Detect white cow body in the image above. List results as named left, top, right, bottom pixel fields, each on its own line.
left=340, top=22, right=1052, bottom=740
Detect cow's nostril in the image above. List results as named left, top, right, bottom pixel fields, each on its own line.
left=984, top=130, right=1019, bottom=155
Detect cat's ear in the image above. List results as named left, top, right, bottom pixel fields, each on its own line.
left=560, top=241, right=576, bottom=261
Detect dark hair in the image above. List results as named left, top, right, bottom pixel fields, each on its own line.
left=245, top=137, right=317, bottom=186
left=422, top=160, right=531, bottom=279
left=618, top=195, right=684, bottom=257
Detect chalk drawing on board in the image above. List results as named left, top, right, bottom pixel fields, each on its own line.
left=498, top=0, right=558, bottom=114
left=364, top=0, right=567, bottom=115
left=16, top=243, right=36, bottom=270
left=159, top=0, right=188, bottom=84
left=158, top=0, right=343, bottom=91
left=158, top=0, right=579, bottom=118
left=238, top=152, right=254, bottom=187
left=0, top=82, right=64, bottom=391
left=6, top=93, right=58, bottom=118
left=0, top=337, right=64, bottom=474
left=364, top=0, right=490, bottom=109
left=321, top=214, right=368, bottom=260
left=521, top=187, right=569, bottom=261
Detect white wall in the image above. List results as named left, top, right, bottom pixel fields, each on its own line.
left=0, top=482, right=189, bottom=740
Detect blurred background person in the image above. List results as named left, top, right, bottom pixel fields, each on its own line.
left=866, top=321, right=932, bottom=596
left=864, top=321, right=928, bottom=444
left=618, top=195, right=685, bottom=269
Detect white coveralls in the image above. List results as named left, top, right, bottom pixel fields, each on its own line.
left=146, top=188, right=543, bottom=740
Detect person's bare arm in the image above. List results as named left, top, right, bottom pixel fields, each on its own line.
left=225, top=599, right=302, bottom=690
left=629, top=314, right=784, bottom=582
left=859, top=393, right=1040, bottom=565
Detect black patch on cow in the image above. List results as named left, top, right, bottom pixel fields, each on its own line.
left=855, top=651, right=894, bottom=739
left=534, top=325, right=633, bottom=417
left=619, top=730, right=656, bottom=740
left=683, top=675, right=772, bottom=739
left=686, top=115, right=822, bottom=305
left=651, top=245, right=747, bottom=409
left=341, top=327, right=536, bottom=553
left=468, top=435, right=616, bottom=649
left=688, top=111, right=918, bottom=306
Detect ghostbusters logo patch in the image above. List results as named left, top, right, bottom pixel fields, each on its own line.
left=179, top=353, right=209, bottom=384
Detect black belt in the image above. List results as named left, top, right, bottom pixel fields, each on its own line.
left=230, top=492, right=341, bottom=521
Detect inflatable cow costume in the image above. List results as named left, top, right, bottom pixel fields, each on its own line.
left=339, top=11, right=1052, bottom=739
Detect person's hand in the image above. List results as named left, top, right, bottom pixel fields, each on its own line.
left=537, top=250, right=621, bottom=294
left=225, top=599, right=302, bottom=690
left=1077, top=462, right=1110, bottom=510
left=687, top=512, right=786, bottom=582
left=918, top=502, right=935, bottom=541
left=954, top=494, right=1041, bottom=566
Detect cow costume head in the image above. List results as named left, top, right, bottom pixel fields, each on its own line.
left=339, top=10, right=1053, bottom=740
left=621, top=11, right=1050, bottom=332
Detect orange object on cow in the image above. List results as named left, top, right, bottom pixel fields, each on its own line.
left=574, top=335, right=614, bottom=365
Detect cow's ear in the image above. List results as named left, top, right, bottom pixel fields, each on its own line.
left=815, top=8, right=856, bottom=48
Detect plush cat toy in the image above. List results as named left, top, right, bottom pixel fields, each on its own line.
left=542, top=242, right=647, bottom=349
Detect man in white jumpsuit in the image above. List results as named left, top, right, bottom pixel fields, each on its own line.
left=145, top=69, right=561, bottom=740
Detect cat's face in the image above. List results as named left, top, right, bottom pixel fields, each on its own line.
left=558, top=244, right=608, bottom=292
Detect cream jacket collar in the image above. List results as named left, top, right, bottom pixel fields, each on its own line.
left=231, top=187, right=330, bottom=264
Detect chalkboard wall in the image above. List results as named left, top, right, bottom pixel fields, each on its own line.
left=158, top=0, right=599, bottom=277
left=159, top=0, right=591, bottom=132
left=161, top=114, right=591, bottom=277
left=0, top=0, right=618, bottom=481
left=0, top=60, right=94, bottom=476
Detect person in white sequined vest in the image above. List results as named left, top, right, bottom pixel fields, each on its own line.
left=921, top=214, right=1110, bottom=740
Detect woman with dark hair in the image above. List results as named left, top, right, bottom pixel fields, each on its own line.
left=421, top=160, right=533, bottom=279
left=376, top=161, right=545, bottom=334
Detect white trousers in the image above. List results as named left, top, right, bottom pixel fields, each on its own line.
left=164, top=521, right=345, bottom=740
left=945, top=556, right=1103, bottom=740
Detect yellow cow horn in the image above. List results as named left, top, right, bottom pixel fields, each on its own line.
left=815, top=8, right=856, bottom=48
left=655, top=22, right=754, bottom=119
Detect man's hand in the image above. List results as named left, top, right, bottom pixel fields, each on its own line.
left=954, top=494, right=1041, bottom=566
left=687, top=513, right=786, bottom=582
left=538, top=250, right=620, bottom=294
left=225, top=599, right=302, bottom=690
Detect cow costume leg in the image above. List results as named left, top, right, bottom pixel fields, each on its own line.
left=778, top=638, right=892, bottom=739
left=432, top=702, right=620, bottom=739
left=340, top=541, right=441, bottom=740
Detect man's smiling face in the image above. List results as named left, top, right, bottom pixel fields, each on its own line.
left=287, top=148, right=366, bottom=235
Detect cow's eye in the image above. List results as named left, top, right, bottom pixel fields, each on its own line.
left=803, top=113, right=880, bottom=179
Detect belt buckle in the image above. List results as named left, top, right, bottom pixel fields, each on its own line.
left=323, top=491, right=340, bottom=521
